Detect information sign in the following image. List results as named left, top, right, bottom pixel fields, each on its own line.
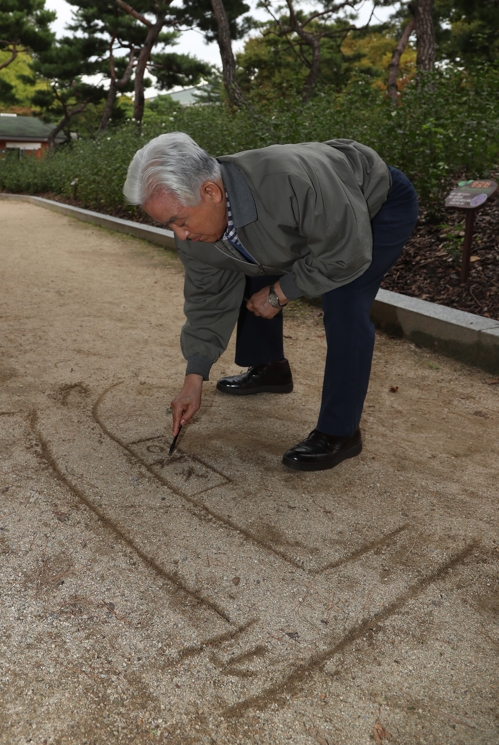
left=445, top=180, right=498, bottom=210
left=444, top=179, right=498, bottom=283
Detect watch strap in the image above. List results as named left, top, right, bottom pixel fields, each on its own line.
left=269, top=283, right=288, bottom=307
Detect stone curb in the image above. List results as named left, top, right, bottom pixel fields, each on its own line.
left=373, top=289, right=499, bottom=375
left=3, top=193, right=499, bottom=374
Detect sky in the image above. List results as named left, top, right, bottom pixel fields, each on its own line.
left=43, top=0, right=394, bottom=67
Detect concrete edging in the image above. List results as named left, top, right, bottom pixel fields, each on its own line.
left=373, top=289, right=499, bottom=374
left=3, top=192, right=499, bottom=374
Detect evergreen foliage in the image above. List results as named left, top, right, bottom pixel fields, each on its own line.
left=1, top=65, right=497, bottom=219
left=179, top=0, right=253, bottom=43
left=0, top=0, right=55, bottom=67
left=27, top=36, right=107, bottom=142
left=0, top=50, right=49, bottom=109
left=1, top=0, right=498, bottom=223
left=435, top=0, right=499, bottom=64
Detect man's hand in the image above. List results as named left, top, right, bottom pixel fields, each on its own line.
left=246, top=281, right=288, bottom=318
left=171, top=374, right=203, bottom=435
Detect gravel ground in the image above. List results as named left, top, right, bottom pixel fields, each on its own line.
left=1, top=200, right=498, bottom=745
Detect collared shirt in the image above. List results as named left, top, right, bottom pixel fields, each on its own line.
left=222, top=191, right=256, bottom=263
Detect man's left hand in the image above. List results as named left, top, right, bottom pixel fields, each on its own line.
left=246, top=283, right=288, bottom=318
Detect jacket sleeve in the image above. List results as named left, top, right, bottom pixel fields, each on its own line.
left=267, top=169, right=375, bottom=300
left=177, top=246, right=246, bottom=380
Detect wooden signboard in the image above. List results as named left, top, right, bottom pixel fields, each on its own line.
left=445, top=180, right=498, bottom=210
left=444, top=179, right=498, bottom=282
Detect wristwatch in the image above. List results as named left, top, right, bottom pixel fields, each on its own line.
left=268, top=283, right=288, bottom=308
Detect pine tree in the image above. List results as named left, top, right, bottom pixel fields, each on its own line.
left=0, top=0, right=55, bottom=71
left=29, top=36, right=106, bottom=144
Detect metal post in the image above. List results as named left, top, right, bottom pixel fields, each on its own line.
left=460, top=209, right=476, bottom=283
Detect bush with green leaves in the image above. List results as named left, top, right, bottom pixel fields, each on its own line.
left=1, top=64, right=498, bottom=218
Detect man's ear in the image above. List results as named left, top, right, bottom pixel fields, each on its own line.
left=201, top=180, right=224, bottom=204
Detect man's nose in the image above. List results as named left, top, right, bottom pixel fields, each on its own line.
left=171, top=224, right=189, bottom=240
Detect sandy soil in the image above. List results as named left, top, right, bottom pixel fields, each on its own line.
left=1, top=200, right=498, bottom=745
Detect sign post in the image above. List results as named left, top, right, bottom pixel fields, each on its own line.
left=444, top=180, right=498, bottom=283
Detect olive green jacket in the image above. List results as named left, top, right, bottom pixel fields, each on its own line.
left=175, top=139, right=391, bottom=380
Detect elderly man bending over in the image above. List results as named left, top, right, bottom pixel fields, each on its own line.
left=124, top=132, right=418, bottom=471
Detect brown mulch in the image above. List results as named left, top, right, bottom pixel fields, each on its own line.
left=381, top=192, right=499, bottom=321
left=35, top=188, right=499, bottom=322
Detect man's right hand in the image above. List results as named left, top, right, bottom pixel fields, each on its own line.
left=171, top=374, right=203, bottom=435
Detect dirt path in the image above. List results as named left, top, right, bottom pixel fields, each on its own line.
left=1, top=200, right=498, bottom=745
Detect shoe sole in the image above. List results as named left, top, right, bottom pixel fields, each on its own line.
left=282, top=441, right=362, bottom=471
left=216, top=383, right=293, bottom=396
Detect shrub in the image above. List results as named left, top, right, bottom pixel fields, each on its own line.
left=1, top=64, right=498, bottom=218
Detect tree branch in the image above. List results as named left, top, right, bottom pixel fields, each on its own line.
left=387, top=17, right=415, bottom=101
left=48, top=101, right=89, bottom=146
left=108, top=31, right=117, bottom=82
left=0, top=45, right=18, bottom=71
left=115, top=0, right=152, bottom=28
left=304, top=2, right=358, bottom=26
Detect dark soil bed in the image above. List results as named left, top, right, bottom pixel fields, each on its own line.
left=40, top=186, right=499, bottom=322
left=381, top=190, right=499, bottom=321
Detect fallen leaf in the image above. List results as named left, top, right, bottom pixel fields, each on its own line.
left=389, top=385, right=399, bottom=393
left=470, top=255, right=481, bottom=262
left=374, top=718, right=392, bottom=744
left=232, top=576, right=240, bottom=586
left=486, top=377, right=499, bottom=385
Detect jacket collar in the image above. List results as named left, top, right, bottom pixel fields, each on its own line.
left=218, top=161, right=257, bottom=229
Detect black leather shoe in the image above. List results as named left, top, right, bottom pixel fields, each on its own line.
left=216, top=359, right=293, bottom=396
left=282, top=428, right=362, bottom=471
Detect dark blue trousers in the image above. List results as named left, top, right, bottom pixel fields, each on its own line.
left=234, top=167, right=419, bottom=436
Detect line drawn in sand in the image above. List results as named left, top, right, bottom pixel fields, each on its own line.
left=128, top=434, right=230, bottom=496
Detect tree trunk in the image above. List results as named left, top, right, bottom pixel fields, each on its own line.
left=300, top=35, right=320, bottom=103
left=48, top=102, right=88, bottom=147
left=98, top=81, right=118, bottom=133
left=413, top=0, right=435, bottom=71
left=115, top=0, right=171, bottom=123
left=387, top=17, right=415, bottom=101
left=210, top=0, right=247, bottom=108
left=98, top=47, right=135, bottom=132
left=295, top=25, right=321, bottom=103
left=284, top=0, right=321, bottom=102
left=133, top=15, right=166, bottom=121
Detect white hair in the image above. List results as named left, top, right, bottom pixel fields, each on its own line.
left=123, top=131, right=222, bottom=207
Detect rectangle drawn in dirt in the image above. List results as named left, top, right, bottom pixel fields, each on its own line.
left=127, top=436, right=230, bottom=496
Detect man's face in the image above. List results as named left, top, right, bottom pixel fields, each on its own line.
left=143, top=180, right=228, bottom=243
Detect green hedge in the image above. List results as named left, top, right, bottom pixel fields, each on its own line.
left=2, top=65, right=498, bottom=218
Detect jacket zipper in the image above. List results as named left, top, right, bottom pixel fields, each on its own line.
left=214, top=240, right=266, bottom=275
